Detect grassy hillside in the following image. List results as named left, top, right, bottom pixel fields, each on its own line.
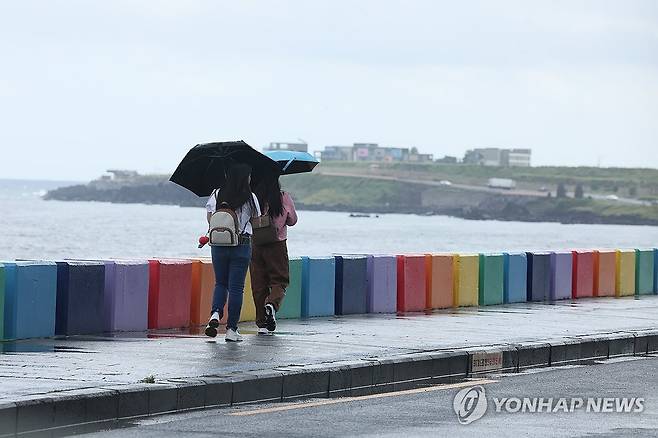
left=281, top=173, right=425, bottom=211
left=319, top=162, right=658, bottom=195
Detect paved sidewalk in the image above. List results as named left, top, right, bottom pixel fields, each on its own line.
left=2, top=296, right=658, bottom=403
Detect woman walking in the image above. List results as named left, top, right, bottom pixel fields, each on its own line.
left=204, top=163, right=260, bottom=342
left=251, top=175, right=298, bottom=334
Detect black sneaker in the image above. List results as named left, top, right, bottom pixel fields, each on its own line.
left=205, top=311, right=220, bottom=338
left=264, top=303, right=276, bottom=332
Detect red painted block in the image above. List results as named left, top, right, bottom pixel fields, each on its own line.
left=148, top=259, right=193, bottom=329
left=572, top=251, right=594, bottom=298
left=396, top=255, right=426, bottom=312
left=593, top=250, right=616, bottom=297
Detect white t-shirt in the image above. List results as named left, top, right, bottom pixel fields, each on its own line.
left=206, top=191, right=261, bottom=235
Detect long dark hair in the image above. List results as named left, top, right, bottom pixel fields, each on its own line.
left=254, top=175, right=284, bottom=219
left=216, top=163, right=253, bottom=210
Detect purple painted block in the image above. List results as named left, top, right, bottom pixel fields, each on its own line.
left=366, top=255, right=397, bottom=313
left=550, top=252, right=573, bottom=300
left=105, top=261, right=150, bottom=332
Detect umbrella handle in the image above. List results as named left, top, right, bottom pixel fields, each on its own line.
left=282, top=158, right=295, bottom=172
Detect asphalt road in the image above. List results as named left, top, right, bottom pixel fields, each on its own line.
left=78, top=356, right=658, bottom=438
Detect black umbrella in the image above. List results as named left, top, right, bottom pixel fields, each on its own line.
left=170, top=140, right=280, bottom=197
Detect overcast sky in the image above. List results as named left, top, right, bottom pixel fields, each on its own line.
left=1, top=0, right=657, bottom=181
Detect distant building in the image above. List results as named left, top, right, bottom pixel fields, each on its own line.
left=320, top=145, right=355, bottom=161
left=408, top=152, right=434, bottom=162
left=463, top=148, right=531, bottom=167
left=501, top=148, right=532, bottom=167
left=318, top=143, right=429, bottom=163
left=264, top=142, right=308, bottom=153
left=106, top=169, right=139, bottom=180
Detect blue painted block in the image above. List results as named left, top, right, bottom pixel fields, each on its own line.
left=301, top=256, right=336, bottom=317
left=3, top=262, right=57, bottom=340
left=55, top=261, right=106, bottom=335
left=504, top=253, right=527, bottom=303
left=335, top=255, right=368, bottom=315
left=526, top=252, right=551, bottom=301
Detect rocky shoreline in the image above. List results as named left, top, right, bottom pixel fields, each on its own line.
left=44, top=176, right=658, bottom=226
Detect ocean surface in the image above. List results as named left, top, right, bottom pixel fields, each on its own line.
left=1, top=179, right=657, bottom=261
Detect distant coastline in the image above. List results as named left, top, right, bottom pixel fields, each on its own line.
left=43, top=166, right=658, bottom=226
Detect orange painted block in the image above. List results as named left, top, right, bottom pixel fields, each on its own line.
left=148, top=259, right=193, bottom=329
left=616, top=250, right=636, bottom=297
left=594, top=250, right=616, bottom=297
left=425, top=254, right=454, bottom=309
left=453, top=254, right=479, bottom=307
left=396, top=255, right=426, bottom=312
left=190, top=259, right=226, bottom=326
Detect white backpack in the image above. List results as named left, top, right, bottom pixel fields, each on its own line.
left=208, top=192, right=243, bottom=246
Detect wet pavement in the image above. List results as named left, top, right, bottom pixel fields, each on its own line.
left=1, top=296, right=658, bottom=403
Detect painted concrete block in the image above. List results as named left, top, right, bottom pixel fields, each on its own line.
left=335, top=255, right=368, bottom=315
left=0, top=264, right=5, bottom=340
left=526, top=252, right=551, bottom=301
left=453, top=254, right=479, bottom=307
left=594, top=250, right=616, bottom=297
left=366, top=255, right=397, bottom=314
left=278, top=257, right=302, bottom=319
left=191, top=259, right=215, bottom=326
left=635, top=249, right=655, bottom=295
left=478, top=254, right=504, bottom=306
left=148, top=259, right=193, bottom=329
left=55, top=261, right=106, bottom=335
left=3, top=262, right=57, bottom=340
left=615, top=250, right=636, bottom=297
left=572, top=251, right=594, bottom=299
left=550, top=252, right=573, bottom=300
left=301, top=257, right=336, bottom=317
left=105, top=261, right=149, bottom=332
left=239, top=269, right=255, bottom=322
left=396, top=254, right=427, bottom=312
left=425, top=254, right=453, bottom=309
left=503, top=253, right=527, bottom=304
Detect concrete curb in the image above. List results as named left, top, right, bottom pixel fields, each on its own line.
left=2, top=329, right=657, bottom=436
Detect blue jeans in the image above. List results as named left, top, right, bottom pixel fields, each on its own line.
left=211, top=243, right=252, bottom=330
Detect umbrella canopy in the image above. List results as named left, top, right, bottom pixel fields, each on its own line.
left=264, top=150, right=319, bottom=175
left=170, top=140, right=280, bottom=197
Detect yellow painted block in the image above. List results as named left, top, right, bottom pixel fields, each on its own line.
left=239, top=269, right=256, bottom=322
left=615, top=250, right=636, bottom=297
left=453, top=254, right=479, bottom=307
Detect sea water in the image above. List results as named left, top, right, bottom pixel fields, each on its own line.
left=1, top=179, right=657, bottom=261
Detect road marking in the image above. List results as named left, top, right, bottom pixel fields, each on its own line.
left=229, top=378, right=497, bottom=417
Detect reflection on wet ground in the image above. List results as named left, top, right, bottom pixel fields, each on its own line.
left=1, top=296, right=657, bottom=402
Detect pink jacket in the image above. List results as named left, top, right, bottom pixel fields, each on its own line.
left=271, top=192, right=298, bottom=241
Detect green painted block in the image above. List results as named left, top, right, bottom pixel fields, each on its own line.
left=278, top=257, right=302, bottom=319
left=0, top=263, right=4, bottom=340
left=479, top=254, right=504, bottom=305
left=635, top=249, right=655, bottom=295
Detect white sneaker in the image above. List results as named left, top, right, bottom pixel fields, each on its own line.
left=257, top=327, right=273, bottom=336
left=205, top=311, right=220, bottom=338
left=225, top=328, right=243, bottom=342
